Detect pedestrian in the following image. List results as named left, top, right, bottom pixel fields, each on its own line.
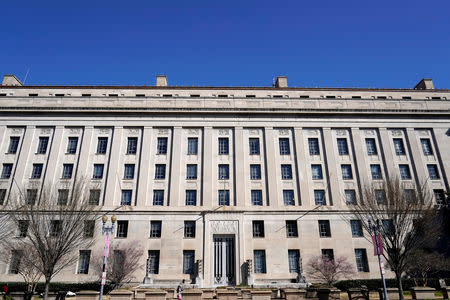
left=176, top=279, right=185, bottom=300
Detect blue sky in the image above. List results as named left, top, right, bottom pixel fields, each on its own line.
left=1, top=0, right=449, bottom=88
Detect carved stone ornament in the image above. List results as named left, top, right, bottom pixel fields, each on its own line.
left=188, top=129, right=199, bottom=135
left=210, top=220, right=238, bottom=234
left=248, top=129, right=259, bottom=135
left=335, top=129, right=347, bottom=136
left=391, top=129, right=403, bottom=137
left=364, top=129, right=376, bottom=136
left=69, top=128, right=81, bottom=134
left=127, top=128, right=140, bottom=134
left=98, top=128, right=110, bottom=134
left=218, top=129, right=229, bottom=136
left=158, top=128, right=170, bottom=134
left=418, top=130, right=429, bottom=136
left=40, top=128, right=52, bottom=134
left=278, top=129, right=290, bottom=136
left=306, top=129, right=318, bottom=135
left=10, top=128, right=23, bottom=134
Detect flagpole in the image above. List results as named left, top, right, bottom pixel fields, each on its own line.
left=369, top=220, right=389, bottom=300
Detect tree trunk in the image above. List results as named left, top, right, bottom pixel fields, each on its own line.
left=44, top=277, right=51, bottom=300
left=396, top=272, right=404, bottom=300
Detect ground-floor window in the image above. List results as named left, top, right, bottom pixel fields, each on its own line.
left=77, top=250, right=91, bottom=274
left=183, top=250, right=195, bottom=274
left=288, top=250, right=300, bottom=273
left=148, top=250, right=160, bottom=274
left=355, top=248, right=369, bottom=272
left=254, top=250, right=266, bottom=273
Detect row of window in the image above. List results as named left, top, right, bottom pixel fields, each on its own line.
left=4, top=134, right=436, bottom=158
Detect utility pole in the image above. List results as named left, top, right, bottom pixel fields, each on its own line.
left=369, top=220, right=389, bottom=300
left=99, top=215, right=116, bottom=300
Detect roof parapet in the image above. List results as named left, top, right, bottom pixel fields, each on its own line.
left=275, top=76, right=288, bottom=88
left=156, top=75, right=168, bottom=87
left=414, top=78, right=434, bottom=90
left=2, top=74, right=23, bottom=86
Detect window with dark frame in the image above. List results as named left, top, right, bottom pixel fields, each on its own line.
left=345, top=189, right=356, bottom=205
left=67, top=137, right=78, bottom=154
left=185, top=190, right=197, bottom=206
left=337, top=138, right=349, bottom=155
left=9, top=250, right=23, bottom=274
left=184, top=221, right=196, bottom=238
left=77, top=250, right=91, bottom=274
left=399, top=164, right=412, bottom=180
left=254, top=250, right=266, bottom=273
left=147, top=250, right=160, bottom=274
left=124, top=164, right=135, bottom=179
left=0, top=189, right=7, bottom=205
left=187, top=138, right=198, bottom=155
left=249, top=138, right=260, bottom=155
left=281, top=164, right=293, bottom=180
left=186, top=164, right=198, bottom=180
left=8, top=137, right=20, bottom=154
left=17, top=220, right=29, bottom=238
left=96, top=137, right=108, bottom=154
left=427, top=164, right=440, bottom=180
left=62, top=164, right=73, bottom=179
left=283, top=190, right=295, bottom=206
left=57, top=189, right=69, bottom=205
left=93, top=164, right=104, bottom=179
left=218, top=190, right=230, bottom=206
left=37, top=137, right=49, bottom=154
left=218, top=138, right=229, bottom=155
left=218, top=164, right=229, bottom=180
left=251, top=190, right=263, bottom=206
left=89, top=189, right=101, bottom=205
left=252, top=221, right=265, bottom=238
left=157, top=137, right=168, bottom=154
left=84, top=220, right=95, bottom=238
left=121, top=190, right=132, bottom=206
left=279, top=138, right=290, bottom=155
left=365, top=138, right=377, bottom=155
left=420, top=139, right=433, bottom=156
left=321, top=249, right=334, bottom=261
left=350, top=220, right=363, bottom=237
left=370, top=164, right=382, bottom=180
left=311, top=165, right=323, bottom=180
left=393, top=138, right=406, bottom=155
left=341, top=164, right=353, bottom=180
left=308, top=138, right=320, bottom=155
left=50, top=220, right=62, bottom=237
left=183, top=250, right=195, bottom=274
left=150, top=221, right=162, bottom=238
left=26, top=189, right=37, bottom=205
left=155, top=164, right=166, bottom=179
left=250, top=164, right=261, bottom=180
left=153, top=190, right=164, bottom=206
left=434, top=189, right=446, bottom=205
left=286, top=220, right=298, bottom=237
left=355, top=249, right=369, bottom=272
left=127, top=137, right=138, bottom=154
left=31, top=164, right=43, bottom=179
left=314, top=190, right=326, bottom=205
left=1, top=163, right=13, bottom=179
left=116, top=220, right=129, bottom=238
left=375, top=189, right=387, bottom=205
left=288, top=250, right=300, bottom=273
left=318, top=220, right=331, bottom=237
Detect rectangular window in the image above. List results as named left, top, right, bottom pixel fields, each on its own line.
left=89, top=189, right=101, bottom=205
left=382, top=219, right=394, bottom=236
left=8, top=137, right=20, bottom=154
left=187, top=138, right=198, bottom=155
left=0, top=189, right=6, bottom=205
left=427, top=164, right=440, bottom=180
left=341, top=164, right=353, bottom=180
left=281, top=164, right=293, bottom=180
left=370, top=164, right=382, bottom=180
left=157, top=137, right=168, bottom=154
left=355, top=249, right=369, bottom=272
left=96, top=137, right=108, bottom=154
left=434, top=189, right=446, bottom=205
left=420, top=139, right=433, bottom=156
left=185, top=190, right=197, bottom=206
left=17, top=220, right=29, bottom=238
left=155, top=164, right=166, bottom=179
left=37, top=137, right=49, bottom=154
left=62, top=164, right=73, bottom=179
left=31, top=164, right=43, bottom=179
left=311, top=165, right=323, bottom=180
left=251, top=190, right=263, bottom=206
left=83, top=220, right=95, bottom=238
left=126, top=137, right=138, bottom=154
left=150, top=221, right=162, bottom=238
left=50, top=220, right=62, bottom=237
left=279, top=138, right=290, bottom=155
left=57, top=189, right=69, bottom=205
left=286, top=220, right=298, bottom=237
left=218, top=190, right=230, bottom=206
left=1, top=163, right=13, bottom=179
left=26, top=189, right=38, bottom=205
left=250, top=164, right=261, bottom=180
left=375, top=189, right=387, bottom=205
left=9, top=250, right=22, bottom=274
left=252, top=221, right=265, bottom=238
left=283, top=190, right=295, bottom=206
left=365, top=138, right=377, bottom=155
left=218, top=164, right=229, bottom=180
left=405, top=189, right=416, bottom=202
left=124, top=164, right=135, bottom=179
left=318, top=220, right=331, bottom=237
left=77, top=250, right=91, bottom=274
left=184, top=221, right=196, bottom=238
left=288, top=250, right=300, bottom=273
left=345, top=189, right=356, bottom=205
left=116, top=220, right=129, bottom=238
left=254, top=250, right=266, bottom=273
left=121, top=190, right=132, bottom=206
left=183, top=250, right=195, bottom=274
left=182, top=165, right=197, bottom=181
left=393, top=138, right=405, bottom=155
left=67, top=137, right=78, bottom=154
left=337, top=138, right=349, bottom=155
left=314, top=190, right=326, bottom=205
left=93, top=164, right=104, bottom=179
left=399, top=164, right=411, bottom=180
left=321, top=249, right=334, bottom=261
left=351, top=220, right=363, bottom=237
left=218, top=138, right=229, bottom=155
left=147, top=250, right=160, bottom=274
left=249, top=138, right=260, bottom=155
left=308, top=138, right=320, bottom=155
left=153, top=190, right=164, bottom=206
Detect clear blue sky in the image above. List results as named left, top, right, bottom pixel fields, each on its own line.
left=1, top=0, right=449, bottom=88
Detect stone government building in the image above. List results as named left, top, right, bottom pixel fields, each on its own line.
left=0, top=74, right=449, bottom=287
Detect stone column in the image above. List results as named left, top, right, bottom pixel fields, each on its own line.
left=203, top=127, right=213, bottom=208
left=169, top=127, right=183, bottom=206
left=104, top=126, right=122, bottom=206
left=264, top=127, right=279, bottom=207
left=322, top=128, right=340, bottom=205
left=293, top=127, right=309, bottom=207
left=234, top=127, right=245, bottom=207
left=379, top=128, right=396, bottom=179
left=137, top=126, right=152, bottom=206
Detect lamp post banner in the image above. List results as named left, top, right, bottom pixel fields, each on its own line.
left=372, top=234, right=383, bottom=256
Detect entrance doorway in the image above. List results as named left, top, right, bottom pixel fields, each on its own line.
left=213, top=235, right=235, bottom=285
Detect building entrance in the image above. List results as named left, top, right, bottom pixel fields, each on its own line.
left=213, top=235, right=235, bottom=286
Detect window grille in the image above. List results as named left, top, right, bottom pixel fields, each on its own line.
left=286, top=221, right=298, bottom=237
left=279, top=138, right=290, bottom=155
left=186, top=164, right=198, bottom=179
left=93, top=164, right=104, bottom=179
left=37, top=137, right=49, bottom=154
left=124, top=164, right=135, bottom=179
left=281, top=164, right=293, bottom=179
left=393, top=138, right=405, bottom=155
left=311, top=165, right=323, bottom=180
left=308, top=138, right=320, bottom=155
left=8, top=137, right=20, bottom=154
left=77, top=250, right=91, bottom=274
left=155, top=164, right=166, bottom=179
left=318, top=220, right=331, bottom=237
left=96, top=137, right=108, bottom=154
left=251, top=190, right=263, bottom=206
left=218, top=138, right=229, bottom=155
left=157, top=137, right=168, bottom=154
left=420, top=138, right=433, bottom=156
left=283, top=190, right=295, bottom=206
left=365, top=138, right=377, bottom=155
left=252, top=221, right=265, bottom=238
left=254, top=250, right=266, bottom=273
left=185, top=190, right=197, bottom=206
left=150, top=221, right=162, bottom=238
left=62, top=164, right=73, bottom=179
left=126, top=137, right=138, bottom=154
left=121, top=190, right=132, bottom=206
left=250, top=164, right=261, bottom=180
left=218, top=190, right=230, bottom=206
left=153, top=190, right=164, bottom=206
left=67, top=137, right=78, bottom=154
left=31, top=164, right=43, bottom=179
left=249, top=138, right=260, bottom=155
left=337, top=138, right=349, bottom=155
left=187, top=138, right=198, bottom=155
left=314, top=190, right=326, bottom=205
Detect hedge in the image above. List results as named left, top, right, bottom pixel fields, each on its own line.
left=335, top=278, right=450, bottom=291
left=0, top=282, right=114, bottom=294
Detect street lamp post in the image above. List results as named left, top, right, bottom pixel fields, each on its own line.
left=369, top=220, right=389, bottom=300
left=99, top=215, right=116, bottom=300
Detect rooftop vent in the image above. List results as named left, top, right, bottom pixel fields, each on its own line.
left=275, top=76, right=288, bottom=88
left=2, top=74, right=23, bottom=86
left=156, top=75, right=168, bottom=87
left=414, top=78, right=434, bottom=90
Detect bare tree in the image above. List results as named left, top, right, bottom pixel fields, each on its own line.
left=306, top=255, right=355, bottom=286
left=406, top=250, right=450, bottom=287
left=347, top=177, right=441, bottom=300
left=92, top=240, right=144, bottom=291
left=3, top=180, right=101, bottom=300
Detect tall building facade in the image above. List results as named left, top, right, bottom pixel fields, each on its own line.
left=0, top=74, right=449, bottom=286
